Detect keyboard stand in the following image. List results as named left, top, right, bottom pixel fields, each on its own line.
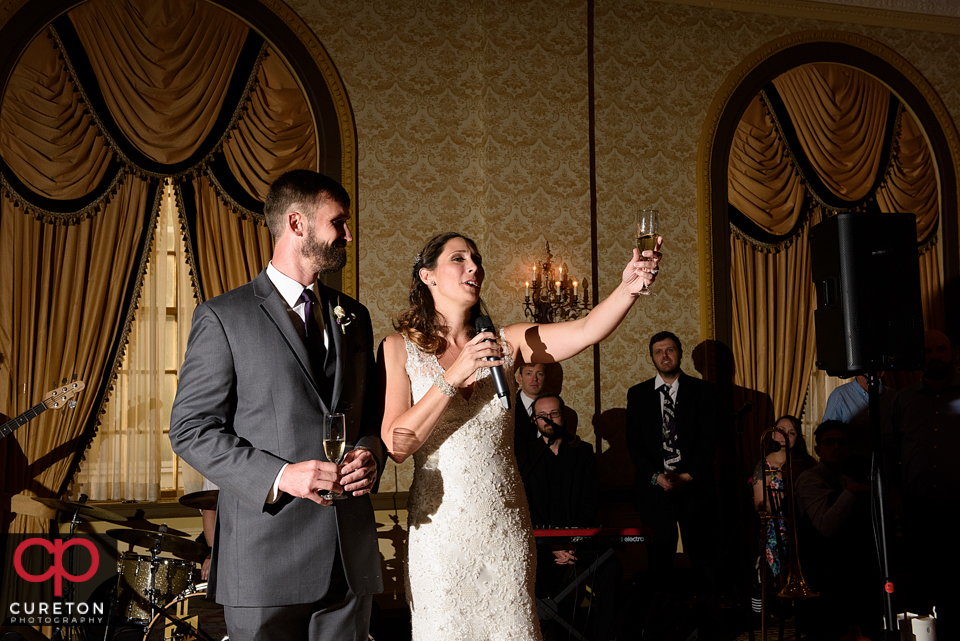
left=535, top=547, right=617, bottom=641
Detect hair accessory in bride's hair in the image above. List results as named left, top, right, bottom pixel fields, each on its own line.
left=415, top=252, right=422, bottom=265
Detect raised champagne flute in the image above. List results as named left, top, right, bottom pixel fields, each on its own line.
left=634, top=208, right=659, bottom=296
left=322, top=412, right=348, bottom=500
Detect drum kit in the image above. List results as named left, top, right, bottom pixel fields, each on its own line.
left=24, top=491, right=225, bottom=641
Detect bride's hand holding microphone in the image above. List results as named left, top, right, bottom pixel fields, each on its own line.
left=440, top=332, right=504, bottom=390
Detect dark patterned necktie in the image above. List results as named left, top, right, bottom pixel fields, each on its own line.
left=300, top=289, right=330, bottom=395
left=659, top=384, right=681, bottom=471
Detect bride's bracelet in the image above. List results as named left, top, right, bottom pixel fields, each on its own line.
left=435, top=378, right=456, bottom=398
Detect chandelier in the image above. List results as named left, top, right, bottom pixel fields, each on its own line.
left=523, top=242, right=591, bottom=324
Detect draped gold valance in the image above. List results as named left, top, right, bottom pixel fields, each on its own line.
left=69, top=0, right=251, bottom=165
left=728, top=63, right=939, bottom=249
left=0, top=0, right=324, bottom=539
left=725, top=61, right=944, bottom=471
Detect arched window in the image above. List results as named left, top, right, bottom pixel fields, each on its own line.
left=0, top=0, right=356, bottom=528
left=698, top=31, right=960, bottom=473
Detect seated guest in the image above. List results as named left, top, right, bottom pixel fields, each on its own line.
left=823, top=373, right=895, bottom=482
left=519, top=394, right=618, bottom=641
left=795, top=421, right=874, bottom=640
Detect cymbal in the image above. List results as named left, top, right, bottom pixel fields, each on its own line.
left=179, top=489, right=219, bottom=511
left=33, top=497, right=125, bottom=523
left=121, top=518, right=188, bottom=537
left=107, top=528, right=208, bottom=562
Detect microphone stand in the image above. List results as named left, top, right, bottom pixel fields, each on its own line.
left=733, top=403, right=756, bottom=641
left=867, top=373, right=898, bottom=640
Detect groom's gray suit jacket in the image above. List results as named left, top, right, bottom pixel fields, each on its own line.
left=170, top=270, right=384, bottom=607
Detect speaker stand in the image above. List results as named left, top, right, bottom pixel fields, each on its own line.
left=867, top=373, right=898, bottom=641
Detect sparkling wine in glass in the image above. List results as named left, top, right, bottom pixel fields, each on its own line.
left=321, top=412, right=348, bottom=500
left=634, top=208, right=660, bottom=296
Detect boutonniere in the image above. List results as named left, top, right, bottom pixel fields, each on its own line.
left=333, top=296, right=356, bottom=334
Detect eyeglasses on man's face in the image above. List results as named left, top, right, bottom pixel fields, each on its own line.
left=535, top=410, right=562, bottom=421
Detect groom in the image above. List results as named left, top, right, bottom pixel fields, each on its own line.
left=170, top=170, right=384, bottom=641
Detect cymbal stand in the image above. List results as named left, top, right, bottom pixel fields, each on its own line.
left=51, top=497, right=89, bottom=641
left=146, top=535, right=165, bottom=624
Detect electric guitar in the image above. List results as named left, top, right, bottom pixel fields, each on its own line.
left=0, top=380, right=85, bottom=439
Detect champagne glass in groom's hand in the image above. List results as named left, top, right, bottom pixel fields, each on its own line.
left=321, top=413, right=348, bottom=500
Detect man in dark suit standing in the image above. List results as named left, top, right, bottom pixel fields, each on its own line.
left=514, top=362, right=545, bottom=461
left=626, top=331, right=718, bottom=594
left=170, top=170, right=384, bottom=641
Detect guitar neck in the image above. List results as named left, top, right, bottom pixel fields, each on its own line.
left=0, top=402, right=47, bottom=438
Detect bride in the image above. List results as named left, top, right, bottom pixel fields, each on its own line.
left=380, top=232, right=661, bottom=640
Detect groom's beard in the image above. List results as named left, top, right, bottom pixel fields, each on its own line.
left=301, top=228, right=347, bottom=275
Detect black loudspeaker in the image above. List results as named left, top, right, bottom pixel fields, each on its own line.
left=809, top=212, right=924, bottom=376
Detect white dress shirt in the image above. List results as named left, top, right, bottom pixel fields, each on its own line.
left=654, top=373, right=680, bottom=418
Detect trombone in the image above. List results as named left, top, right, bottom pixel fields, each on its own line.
left=756, top=426, right=818, bottom=640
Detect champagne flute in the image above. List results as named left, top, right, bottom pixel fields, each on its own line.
left=634, top=208, right=660, bottom=296
left=321, top=413, right=348, bottom=500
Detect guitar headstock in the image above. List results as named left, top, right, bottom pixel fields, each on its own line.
left=42, top=380, right=85, bottom=410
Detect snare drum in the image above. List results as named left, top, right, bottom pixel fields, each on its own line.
left=116, top=552, right=195, bottom=623
left=143, top=591, right=226, bottom=641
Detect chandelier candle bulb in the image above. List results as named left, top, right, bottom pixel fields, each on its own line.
left=522, top=242, right=591, bottom=323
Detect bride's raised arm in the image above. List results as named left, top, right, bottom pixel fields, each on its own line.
left=504, top=242, right=662, bottom=365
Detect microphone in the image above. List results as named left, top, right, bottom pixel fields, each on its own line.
left=473, top=315, right=511, bottom=409
left=734, top=401, right=754, bottom=419
left=540, top=416, right=562, bottom=430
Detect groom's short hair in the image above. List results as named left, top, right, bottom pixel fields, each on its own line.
left=264, top=170, right=350, bottom=240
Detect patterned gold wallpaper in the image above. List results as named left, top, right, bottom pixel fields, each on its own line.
left=286, top=0, right=960, bottom=491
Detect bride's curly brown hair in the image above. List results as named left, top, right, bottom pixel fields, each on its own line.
left=395, top=232, right=489, bottom=356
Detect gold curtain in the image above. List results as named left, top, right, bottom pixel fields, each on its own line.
left=0, top=30, right=114, bottom=205
left=68, top=0, right=249, bottom=164
left=876, top=111, right=939, bottom=238
left=729, top=95, right=805, bottom=236
left=1, top=0, right=319, bottom=522
left=223, top=52, right=318, bottom=201
left=730, top=221, right=819, bottom=420
left=0, top=179, right=156, bottom=536
left=187, top=175, right=273, bottom=300
left=727, top=63, right=943, bottom=438
left=773, top=63, right=889, bottom=202
left=190, top=50, right=317, bottom=299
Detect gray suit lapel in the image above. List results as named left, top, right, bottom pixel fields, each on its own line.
left=321, top=288, right=345, bottom=411
left=254, top=271, right=330, bottom=413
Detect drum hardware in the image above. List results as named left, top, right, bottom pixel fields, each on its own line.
left=29, top=495, right=124, bottom=641
left=107, top=528, right=209, bottom=633
left=143, top=591, right=224, bottom=641
left=757, top=427, right=819, bottom=641
left=178, top=490, right=219, bottom=512
left=107, top=528, right=209, bottom=564
left=33, top=496, right=126, bottom=524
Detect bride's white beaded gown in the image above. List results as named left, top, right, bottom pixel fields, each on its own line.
left=402, top=333, right=542, bottom=641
